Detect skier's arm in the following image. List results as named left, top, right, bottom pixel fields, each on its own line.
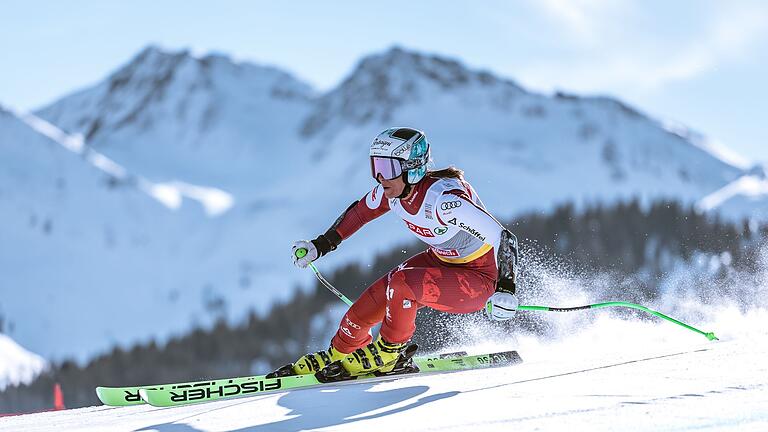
left=311, top=184, right=391, bottom=257
left=437, top=190, right=519, bottom=292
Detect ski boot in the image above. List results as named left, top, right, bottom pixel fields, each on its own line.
left=316, top=335, right=417, bottom=382
left=267, top=345, right=347, bottom=378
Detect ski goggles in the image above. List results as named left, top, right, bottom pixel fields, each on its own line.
left=370, top=156, right=403, bottom=180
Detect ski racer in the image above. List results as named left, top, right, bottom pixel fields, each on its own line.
left=289, top=127, right=520, bottom=377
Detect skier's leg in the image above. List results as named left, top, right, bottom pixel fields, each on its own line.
left=328, top=260, right=495, bottom=377
left=411, top=267, right=497, bottom=313
left=379, top=254, right=497, bottom=344
left=330, top=251, right=435, bottom=353
left=295, top=250, right=495, bottom=377
left=377, top=269, right=420, bottom=344
left=289, top=279, right=388, bottom=375
left=318, top=252, right=435, bottom=377
left=331, top=277, right=387, bottom=353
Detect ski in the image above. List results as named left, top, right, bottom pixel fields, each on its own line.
left=139, top=350, right=521, bottom=407
left=96, top=350, right=521, bottom=407
left=95, top=347, right=457, bottom=407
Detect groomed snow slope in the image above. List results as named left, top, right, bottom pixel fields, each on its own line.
left=2, top=308, right=766, bottom=432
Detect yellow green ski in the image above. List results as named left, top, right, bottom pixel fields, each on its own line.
left=96, top=349, right=521, bottom=408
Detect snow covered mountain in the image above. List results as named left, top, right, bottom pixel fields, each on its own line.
left=300, top=48, right=746, bottom=217
left=0, top=45, right=760, bottom=363
left=36, top=46, right=315, bottom=187
left=36, top=46, right=747, bottom=211
left=0, top=334, right=46, bottom=391
left=35, top=45, right=755, bottom=255
left=0, top=106, right=314, bottom=362
left=0, top=105, right=188, bottom=359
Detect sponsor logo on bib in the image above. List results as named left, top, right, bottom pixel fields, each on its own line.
left=432, top=248, right=460, bottom=257
left=441, top=200, right=462, bottom=210
left=459, top=222, right=486, bottom=242
left=405, top=221, right=434, bottom=237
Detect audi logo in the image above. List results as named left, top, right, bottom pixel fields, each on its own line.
left=441, top=201, right=462, bottom=210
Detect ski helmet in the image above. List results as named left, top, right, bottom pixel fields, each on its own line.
left=369, top=127, right=430, bottom=184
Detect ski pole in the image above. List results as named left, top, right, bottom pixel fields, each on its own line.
left=518, top=302, right=718, bottom=341
left=295, top=248, right=354, bottom=306
left=295, top=253, right=718, bottom=341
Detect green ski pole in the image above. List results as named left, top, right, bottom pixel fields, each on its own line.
left=518, top=302, right=718, bottom=341
left=295, top=247, right=354, bottom=306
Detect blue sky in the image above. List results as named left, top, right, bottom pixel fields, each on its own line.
left=2, top=0, right=767, bottom=164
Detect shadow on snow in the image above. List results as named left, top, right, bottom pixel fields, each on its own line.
left=137, top=383, right=459, bottom=431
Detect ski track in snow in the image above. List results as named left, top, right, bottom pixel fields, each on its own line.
left=1, top=317, right=766, bottom=432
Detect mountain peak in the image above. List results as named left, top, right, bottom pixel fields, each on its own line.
left=135, top=44, right=188, bottom=60
left=357, top=46, right=512, bottom=90
left=36, top=44, right=315, bottom=143
left=300, top=46, right=524, bottom=136
left=106, top=45, right=190, bottom=96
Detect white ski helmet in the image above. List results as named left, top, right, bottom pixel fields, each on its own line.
left=369, top=127, right=430, bottom=184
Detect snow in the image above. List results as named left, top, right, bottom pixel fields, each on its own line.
left=17, top=108, right=236, bottom=216
left=1, top=308, right=766, bottom=431
left=138, top=180, right=234, bottom=216
left=1, top=109, right=298, bottom=363
left=0, top=334, right=46, bottom=391
left=16, top=111, right=85, bottom=153
left=661, top=119, right=752, bottom=170
left=700, top=175, right=768, bottom=208
left=698, top=171, right=768, bottom=220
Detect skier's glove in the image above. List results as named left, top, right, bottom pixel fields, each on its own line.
left=291, top=240, right=318, bottom=269
left=485, top=291, right=519, bottom=321
left=292, top=229, right=342, bottom=269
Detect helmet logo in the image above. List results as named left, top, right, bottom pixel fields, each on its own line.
left=372, top=138, right=393, bottom=150
left=393, top=142, right=412, bottom=157
left=434, top=226, right=448, bottom=235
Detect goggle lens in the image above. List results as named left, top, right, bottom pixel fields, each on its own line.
left=370, top=157, right=403, bottom=180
